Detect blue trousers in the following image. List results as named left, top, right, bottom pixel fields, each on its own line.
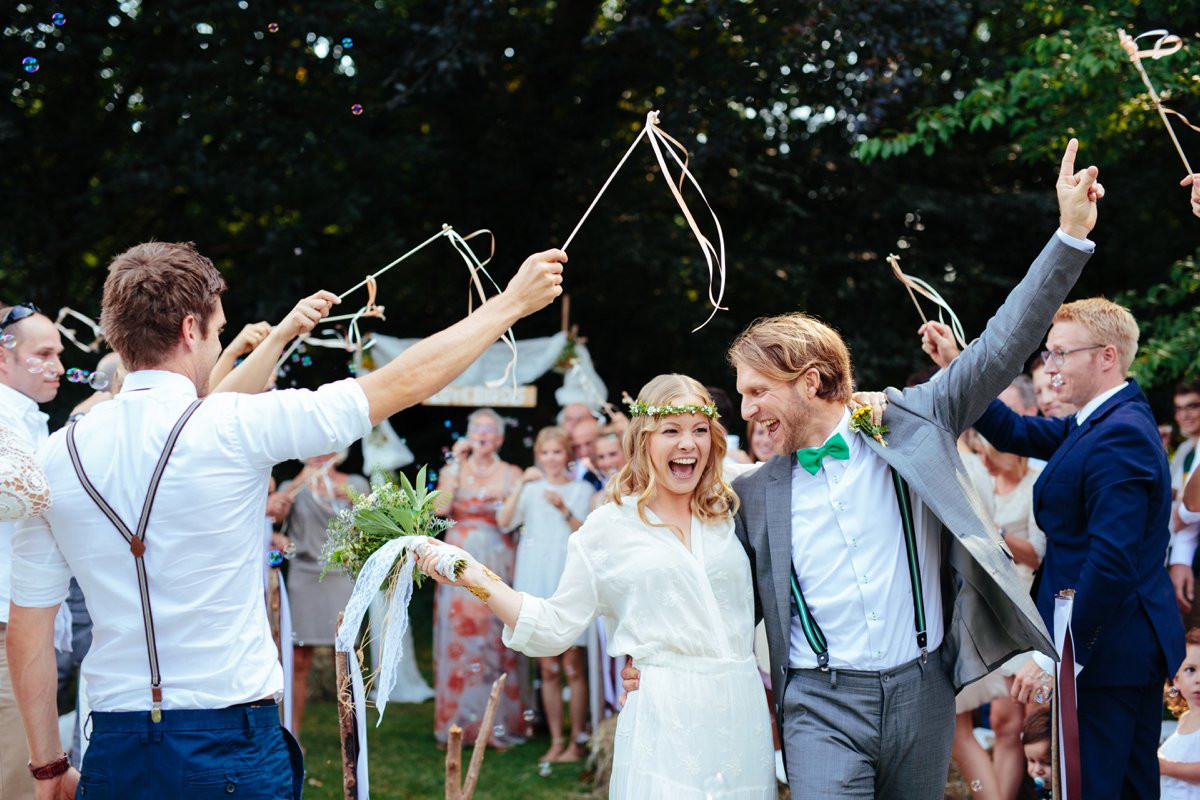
left=1078, top=682, right=1163, bottom=800
left=77, top=704, right=303, bottom=799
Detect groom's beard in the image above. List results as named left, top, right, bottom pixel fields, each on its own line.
left=775, top=386, right=815, bottom=455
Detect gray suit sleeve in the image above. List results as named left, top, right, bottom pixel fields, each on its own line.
left=909, top=233, right=1091, bottom=435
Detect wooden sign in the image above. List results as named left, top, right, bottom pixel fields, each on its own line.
left=422, top=385, right=537, bottom=408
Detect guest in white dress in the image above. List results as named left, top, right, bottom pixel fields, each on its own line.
left=419, top=375, right=775, bottom=799
left=1162, top=628, right=1200, bottom=799
left=497, top=425, right=594, bottom=763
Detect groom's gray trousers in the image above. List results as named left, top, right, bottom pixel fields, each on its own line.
left=782, top=648, right=955, bottom=800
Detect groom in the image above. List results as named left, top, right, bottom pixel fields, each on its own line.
left=725, top=141, right=1101, bottom=798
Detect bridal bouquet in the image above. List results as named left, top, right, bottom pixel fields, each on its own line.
left=325, top=466, right=470, bottom=724
left=322, top=466, right=464, bottom=583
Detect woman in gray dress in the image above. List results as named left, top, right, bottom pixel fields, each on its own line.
left=277, top=451, right=369, bottom=743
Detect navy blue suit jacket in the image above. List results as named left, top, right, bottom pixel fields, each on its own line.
left=974, top=380, right=1183, bottom=687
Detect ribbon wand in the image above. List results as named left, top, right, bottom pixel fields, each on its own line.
left=886, top=253, right=968, bottom=350
left=1118, top=29, right=1196, bottom=176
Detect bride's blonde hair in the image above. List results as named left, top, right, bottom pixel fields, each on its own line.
left=609, top=374, right=738, bottom=526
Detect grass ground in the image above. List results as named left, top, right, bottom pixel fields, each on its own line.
left=296, top=582, right=593, bottom=800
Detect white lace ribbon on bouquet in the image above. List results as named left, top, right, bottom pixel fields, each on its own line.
left=335, top=536, right=468, bottom=798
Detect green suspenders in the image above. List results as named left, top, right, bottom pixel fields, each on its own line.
left=789, top=466, right=927, bottom=671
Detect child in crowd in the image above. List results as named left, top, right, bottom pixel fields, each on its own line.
left=1162, top=628, right=1200, bottom=799
left=497, top=426, right=593, bottom=763
left=1021, top=706, right=1052, bottom=800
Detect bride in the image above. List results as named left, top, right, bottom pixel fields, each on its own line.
left=417, top=374, right=775, bottom=798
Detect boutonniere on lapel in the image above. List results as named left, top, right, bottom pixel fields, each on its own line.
left=849, top=405, right=889, bottom=447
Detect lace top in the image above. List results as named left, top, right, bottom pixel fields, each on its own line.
left=0, top=422, right=50, bottom=521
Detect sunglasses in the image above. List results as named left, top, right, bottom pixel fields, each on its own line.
left=0, top=302, right=40, bottom=330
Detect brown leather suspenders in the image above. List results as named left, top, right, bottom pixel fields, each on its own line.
left=65, top=399, right=203, bottom=722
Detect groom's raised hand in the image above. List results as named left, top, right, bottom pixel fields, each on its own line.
left=1056, top=138, right=1103, bottom=239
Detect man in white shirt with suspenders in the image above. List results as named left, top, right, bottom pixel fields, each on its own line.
left=8, top=240, right=565, bottom=799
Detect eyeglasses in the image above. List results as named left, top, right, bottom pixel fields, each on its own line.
left=0, top=302, right=39, bottom=331
left=1039, top=344, right=1104, bottom=367
left=1176, top=402, right=1200, bottom=414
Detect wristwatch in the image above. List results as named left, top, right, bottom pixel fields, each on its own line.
left=28, top=754, right=70, bottom=780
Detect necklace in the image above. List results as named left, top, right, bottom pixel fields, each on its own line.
left=463, top=456, right=502, bottom=486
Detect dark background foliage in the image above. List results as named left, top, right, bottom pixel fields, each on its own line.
left=4, top=0, right=1199, bottom=463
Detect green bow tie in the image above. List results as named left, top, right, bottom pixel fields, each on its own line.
left=796, top=432, right=850, bottom=475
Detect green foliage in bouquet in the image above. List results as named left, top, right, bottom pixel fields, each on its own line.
left=321, top=465, right=456, bottom=584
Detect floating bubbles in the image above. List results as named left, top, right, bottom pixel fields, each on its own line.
left=22, top=57, right=39, bottom=73
left=970, top=780, right=983, bottom=793
left=51, top=12, right=66, bottom=26
left=0, top=333, right=15, bottom=350
left=522, top=436, right=533, bottom=448
left=1033, top=683, right=1051, bottom=704
left=290, top=353, right=300, bottom=363
left=89, top=371, right=111, bottom=391
left=65, top=368, right=88, bottom=383
left=24, top=357, right=43, bottom=374
left=300, top=355, right=312, bottom=367
left=537, top=761, right=552, bottom=777
left=267, top=549, right=284, bottom=566
left=267, top=22, right=279, bottom=33
left=443, top=420, right=452, bottom=428
left=350, top=103, right=363, bottom=116
left=491, top=724, right=506, bottom=739
left=341, top=37, right=354, bottom=49
left=522, top=709, right=536, bottom=722
left=468, top=662, right=482, bottom=674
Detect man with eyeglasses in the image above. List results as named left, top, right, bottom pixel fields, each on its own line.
left=1166, top=380, right=1200, bottom=620
left=0, top=302, right=65, bottom=800
left=972, top=297, right=1183, bottom=800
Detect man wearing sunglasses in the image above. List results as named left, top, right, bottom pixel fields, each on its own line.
left=972, top=298, right=1182, bottom=800
left=0, top=302, right=64, bottom=800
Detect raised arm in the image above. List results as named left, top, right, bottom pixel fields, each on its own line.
left=357, top=250, right=565, bottom=424
left=909, top=140, right=1099, bottom=435
left=212, top=292, right=341, bottom=394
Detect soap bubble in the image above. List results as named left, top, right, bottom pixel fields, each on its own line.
left=491, top=724, right=506, bottom=738
left=51, top=12, right=66, bottom=26
left=350, top=103, right=363, bottom=116
left=300, top=355, right=312, bottom=367
left=65, top=368, right=86, bottom=383
left=341, top=37, right=353, bottom=49
left=22, top=57, right=39, bottom=73
left=290, top=353, right=300, bottom=363
left=24, top=357, right=43, bottom=374
left=88, top=371, right=111, bottom=391
left=468, top=662, right=482, bottom=674
left=267, top=22, right=279, bottom=33
left=522, top=709, right=536, bottom=722
left=0, top=333, right=14, bottom=349
left=537, top=761, right=552, bottom=777
left=267, top=549, right=284, bottom=566
left=970, top=780, right=983, bottom=793
left=443, top=420, right=452, bottom=428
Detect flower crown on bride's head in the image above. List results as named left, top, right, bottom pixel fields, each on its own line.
left=624, top=397, right=721, bottom=420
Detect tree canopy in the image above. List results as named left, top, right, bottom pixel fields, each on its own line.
left=5, top=1, right=1200, bottom=445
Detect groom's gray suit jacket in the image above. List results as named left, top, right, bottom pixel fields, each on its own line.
left=733, top=234, right=1091, bottom=730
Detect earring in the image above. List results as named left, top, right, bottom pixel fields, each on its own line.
left=1169, top=686, right=1182, bottom=699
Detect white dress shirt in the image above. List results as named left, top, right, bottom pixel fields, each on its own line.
left=788, top=409, right=944, bottom=671
left=0, top=382, right=50, bottom=624
left=13, top=370, right=372, bottom=712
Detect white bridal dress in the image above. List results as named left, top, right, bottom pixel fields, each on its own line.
left=502, top=497, right=774, bottom=799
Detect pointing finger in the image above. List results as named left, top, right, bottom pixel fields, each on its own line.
left=1058, top=137, right=1078, bottom=179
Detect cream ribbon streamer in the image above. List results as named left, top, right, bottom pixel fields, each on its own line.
left=562, top=110, right=728, bottom=332
left=273, top=226, right=518, bottom=386
left=334, top=536, right=467, bottom=799
left=54, top=307, right=105, bottom=353
left=1118, top=28, right=1198, bottom=175
left=886, top=254, right=968, bottom=349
